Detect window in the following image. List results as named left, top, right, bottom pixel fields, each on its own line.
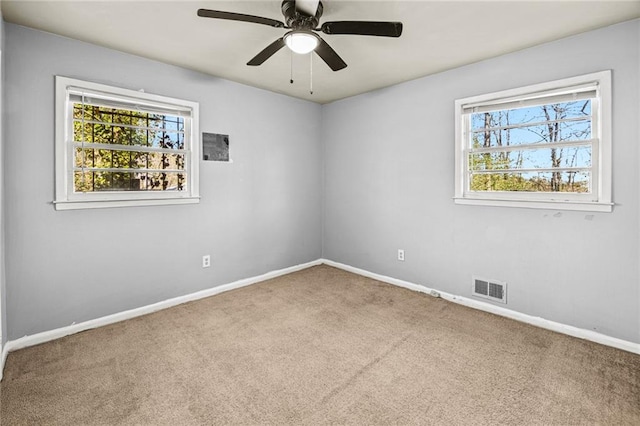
left=55, top=76, right=200, bottom=210
left=454, top=71, right=612, bottom=212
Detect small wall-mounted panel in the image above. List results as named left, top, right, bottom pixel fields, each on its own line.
left=202, top=132, right=229, bottom=162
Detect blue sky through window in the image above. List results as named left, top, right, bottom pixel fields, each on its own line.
left=469, top=100, right=593, bottom=171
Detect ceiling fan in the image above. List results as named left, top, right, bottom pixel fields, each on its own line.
left=197, top=0, right=403, bottom=71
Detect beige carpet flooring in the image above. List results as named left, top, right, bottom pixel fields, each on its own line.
left=1, top=265, right=639, bottom=425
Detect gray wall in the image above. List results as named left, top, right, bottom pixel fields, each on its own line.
left=4, top=24, right=322, bottom=340
left=322, top=20, right=640, bottom=344
left=4, top=20, right=639, bottom=346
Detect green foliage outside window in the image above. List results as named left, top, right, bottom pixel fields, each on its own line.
left=73, top=104, right=186, bottom=193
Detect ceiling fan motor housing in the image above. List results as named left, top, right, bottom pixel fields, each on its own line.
left=281, top=0, right=324, bottom=30
left=197, top=2, right=401, bottom=71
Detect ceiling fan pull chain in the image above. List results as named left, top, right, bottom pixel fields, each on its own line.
left=290, top=49, right=294, bottom=84
left=310, top=53, right=313, bottom=95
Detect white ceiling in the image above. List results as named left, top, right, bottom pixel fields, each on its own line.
left=2, top=1, right=639, bottom=104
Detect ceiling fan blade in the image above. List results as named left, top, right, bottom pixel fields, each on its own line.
left=247, top=38, right=286, bottom=66
left=320, top=21, right=403, bottom=37
left=314, top=37, right=347, bottom=71
left=295, top=0, right=320, bottom=16
left=197, top=9, right=285, bottom=28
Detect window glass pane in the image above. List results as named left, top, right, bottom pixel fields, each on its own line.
left=74, top=172, right=94, bottom=192
left=470, top=119, right=592, bottom=148
left=73, top=121, right=93, bottom=143
left=130, top=115, right=148, bottom=127
left=111, top=172, right=133, bottom=190
left=149, top=117, right=164, bottom=129
left=92, top=171, right=113, bottom=191
left=92, top=123, right=112, bottom=143
left=147, top=152, right=185, bottom=170
left=470, top=100, right=592, bottom=149
left=74, top=148, right=95, bottom=168
left=74, top=149, right=184, bottom=172
left=73, top=104, right=84, bottom=120
left=79, top=171, right=133, bottom=191
left=98, top=109, right=114, bottom=123
left=95, top=149, right=112, bottom=168
left=112, top=109, right=133, bottom=125
left=112, top=150, right=132, bottom=168
left=469, top=171, right=590, bottom=193
left=130, top=152, right=148, bottom=169
left=72, top=104, right=184, bottom=147
left=148, top=131, right=183, bottom=149
left=164, top=120, right=180, bottom=132
left=74, top=171, right=186, bottom=192
left=146, top=172, right=186, bottom=191
left=75, top=104, right=97, bottom=121
left=165, top=131, right=184, bottom=148
left=113, top=126, right=132, bottom=145
left=131, top=128, right=148, bottom=146
left=149, top=130, right=164, bottom=148
left=469, top=145, right=591, bottom=171
left=470, top=100, right=592, bottom=131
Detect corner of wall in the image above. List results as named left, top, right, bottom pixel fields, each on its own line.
left=319, top=105, right=327, bottom=259
left=0, top=9, right=6, bottom=377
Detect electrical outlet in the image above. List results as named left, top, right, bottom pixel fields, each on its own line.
left=202, top=255, right=211, bottom=268
left=398, top=249, right=405, bottom=261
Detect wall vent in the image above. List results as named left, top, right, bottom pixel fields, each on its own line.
left=472, top=277, right=507, bottom=304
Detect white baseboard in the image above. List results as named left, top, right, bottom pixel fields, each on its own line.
left=0, top=343, right=7, bottom=381
left=0, top=259, right=322, bottom=379
left=320, top=259, right=640, bottom=355
left=2, top=257, right=638, bottom=381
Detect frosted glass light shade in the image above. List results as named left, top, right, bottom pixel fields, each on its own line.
left=284, top=32, right=318, bottom=54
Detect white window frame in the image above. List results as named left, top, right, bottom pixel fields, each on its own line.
left=454, top=71, right=612, bottom=212
left=55, top=76, right=200, bottom=210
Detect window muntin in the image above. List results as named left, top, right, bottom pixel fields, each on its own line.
left=455, top=71, right=611, bottom=212
left=55, top=77, right=200, bottom=210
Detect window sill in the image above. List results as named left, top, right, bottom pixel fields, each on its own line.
left=54, top=196, right=200, bottom=211
left=453, top=197, right=613, bottom=212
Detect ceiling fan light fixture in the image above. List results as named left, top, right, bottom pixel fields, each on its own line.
left=284, top=31, right=318, bottom=54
